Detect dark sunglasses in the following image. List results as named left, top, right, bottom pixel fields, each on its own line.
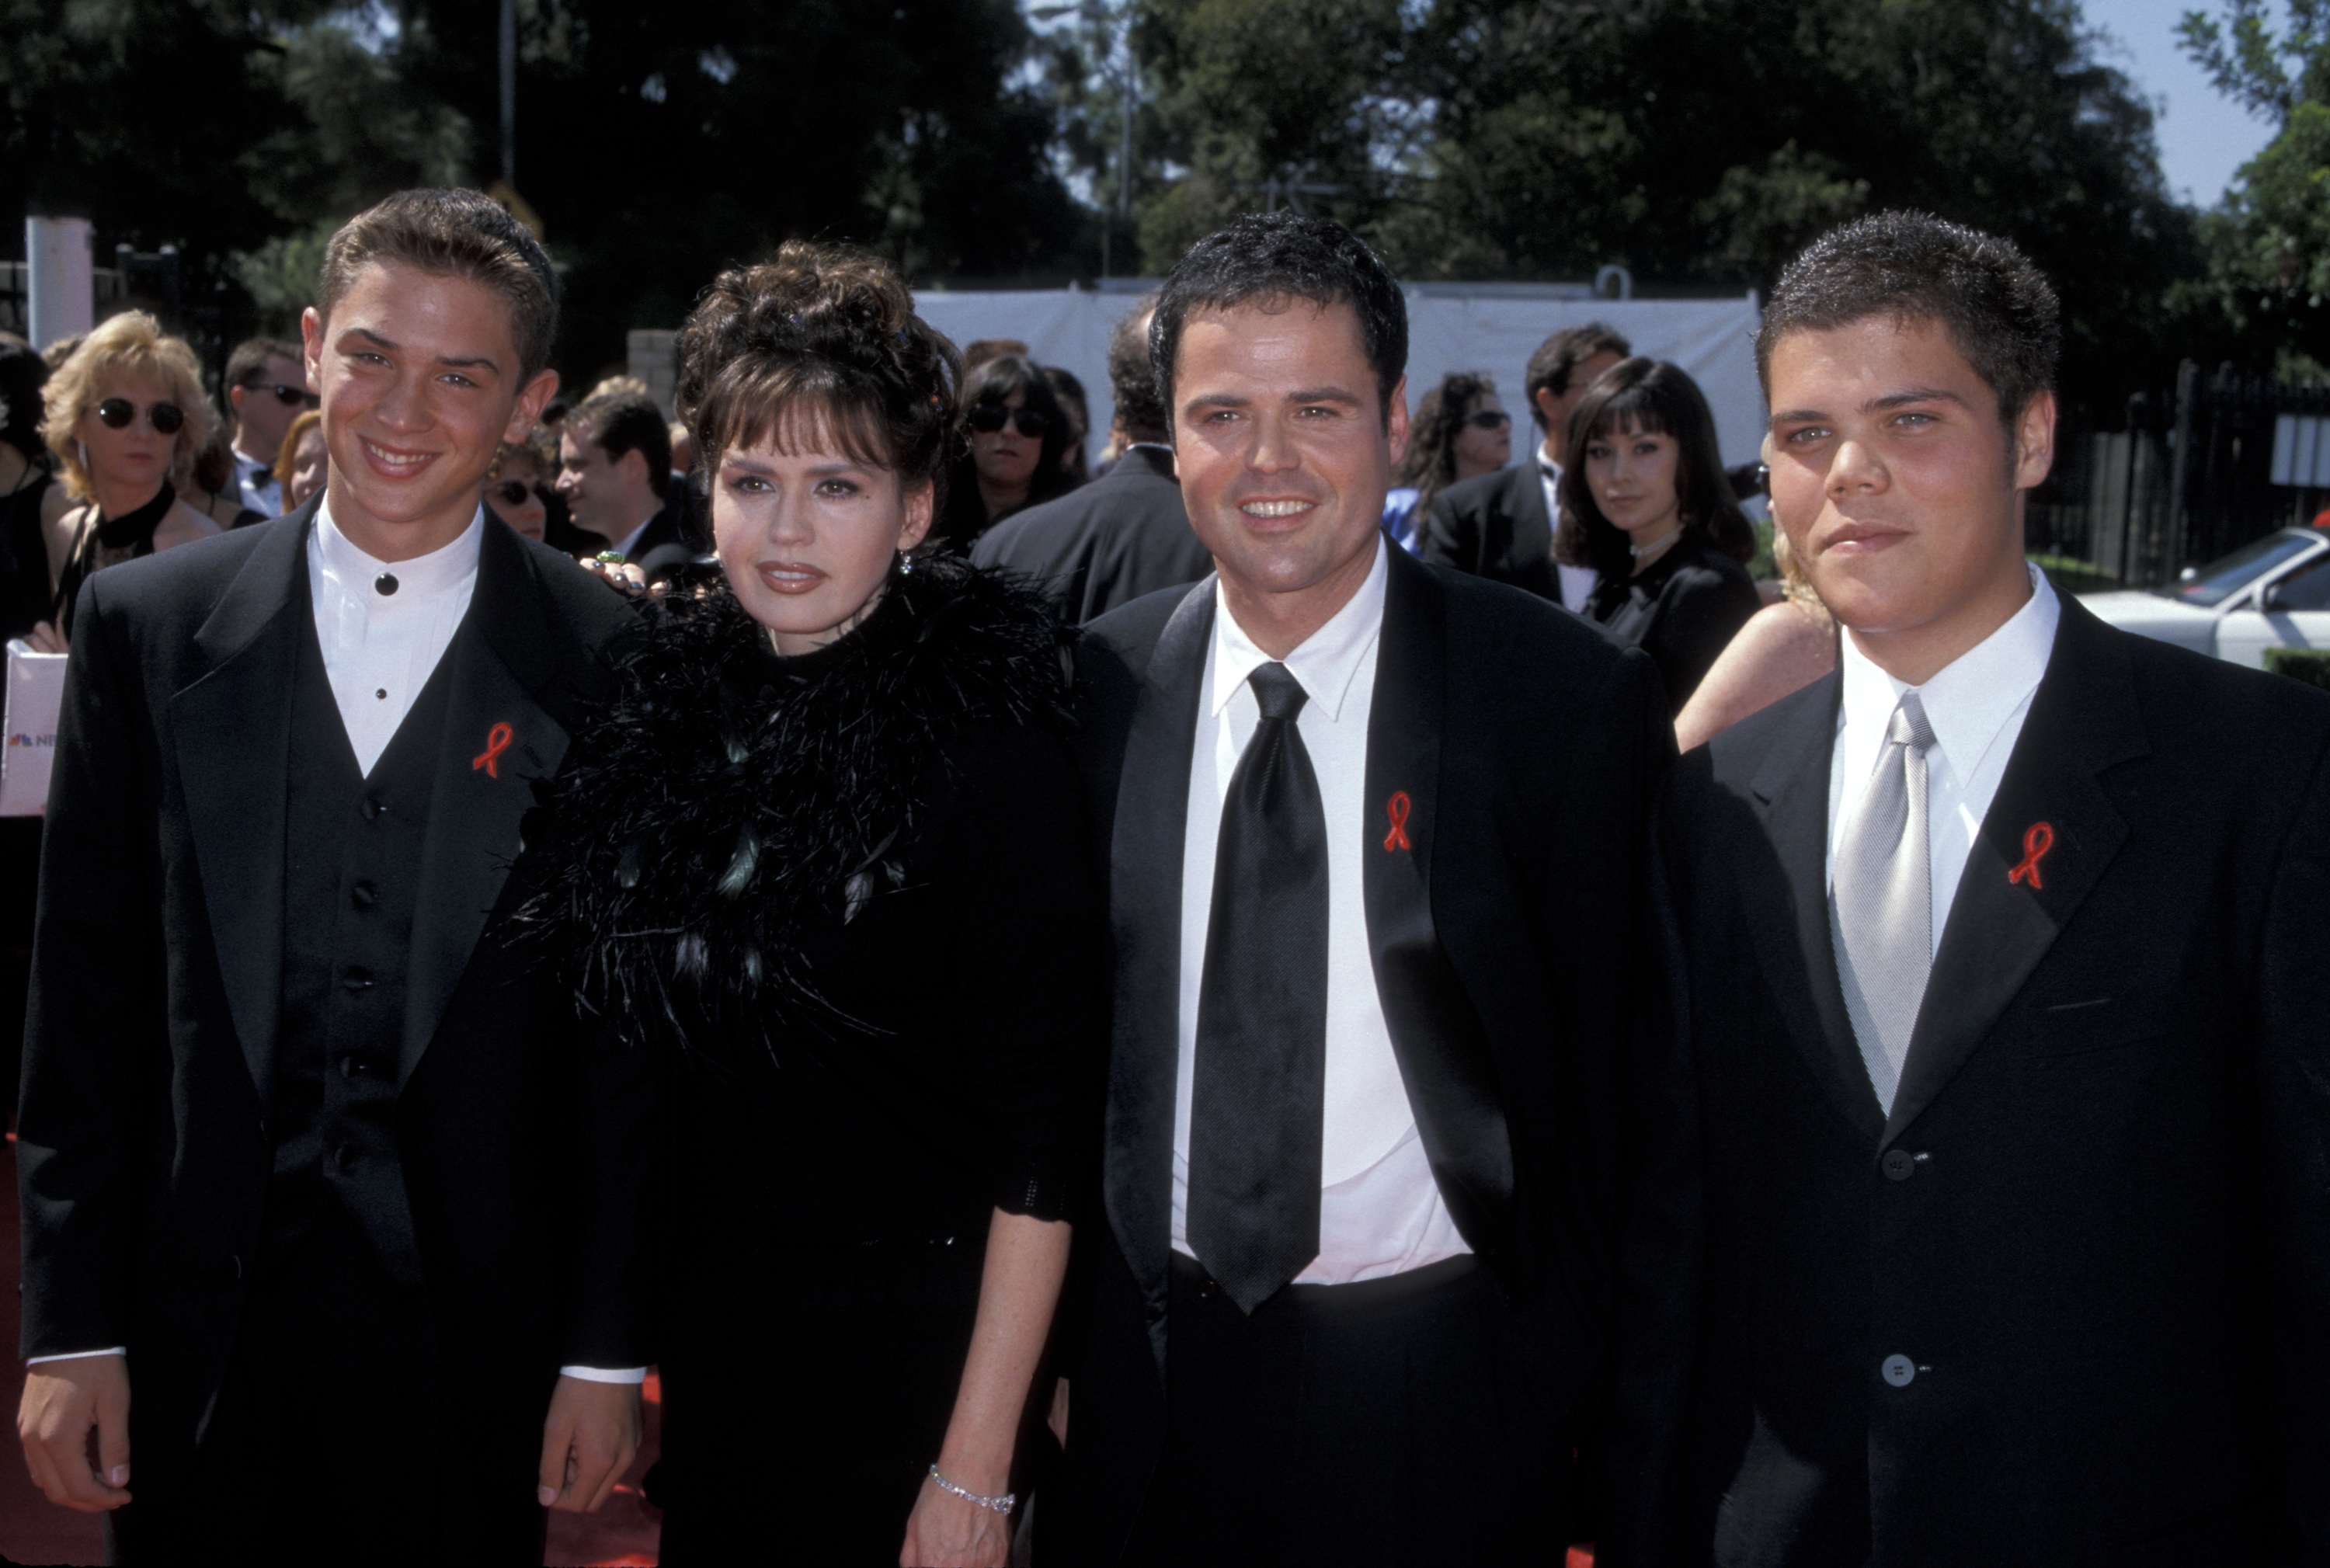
left=245, top=381, right=318, bottom=409
left=95, top=398, right=185, bottom=435
left=488, top=480, right=548, bottom=508
left=969, top=404, right=1051, bottom=438
left=1464, top=409, right=1512, bottom=431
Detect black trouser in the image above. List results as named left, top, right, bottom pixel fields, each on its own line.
left=1121, top=1252, right=1561, bottom=1567
left=106, top=1201, right=545, bottom=1566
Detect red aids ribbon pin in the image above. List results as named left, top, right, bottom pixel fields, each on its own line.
left=2008, top=821, right=2054, bottom=889
left=471, top=721, right=514, bottom=779
left=1383, top=791, right=1414, bottom=852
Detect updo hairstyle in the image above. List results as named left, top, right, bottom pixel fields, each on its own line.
left=675, top=241, right=961, bottom=517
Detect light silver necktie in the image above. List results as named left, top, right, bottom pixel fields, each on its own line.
left=1831, top=690, right=1938, bottom=1111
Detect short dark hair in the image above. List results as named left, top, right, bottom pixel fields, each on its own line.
left=1150, top=211, right=1407, bottom=426
left=1555, top=358, right=1756, bottom=577
left=316, top=189, right=559, bottom=381
left=1107, top=293, right=1167, bottom=443
left=1757, top=210, right=2060, bottom=428
left=224, top=336, right=304, bottom=390
left=961, top=354, right=1076, bottom=511
left=569, top=390, right=673, bottom=499
left=1524, top=323, right=1631, bottom=429
left=674, top=240, right=959, bottom=513
left=0, top=333, right=47, bottom=463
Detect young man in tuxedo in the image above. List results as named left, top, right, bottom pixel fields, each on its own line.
left=1608, top=212, right=2330, bottom=1566
left=1050, top=212, right=1671, bottom=1565
left=15, top=189, right=652, bottom=1563
left=1420, top=321, right=1627, bottom=610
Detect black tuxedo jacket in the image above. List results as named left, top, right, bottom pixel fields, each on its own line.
left=1051, top=545, right=1671, bottom=1560
left=1420, top=460, right=1559, bottom=602
left=969, top=446, right=1211, bottom=624
left=624, top=492, right=700, bottom=585
left=1611, top=595, right=2330, bottom=1567
left=16, top=502, right=655, bottom=1496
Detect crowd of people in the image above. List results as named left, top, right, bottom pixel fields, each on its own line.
left=2, top=183, right=2324, bottom=1568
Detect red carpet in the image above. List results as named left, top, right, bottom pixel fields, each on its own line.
left=0, top=1136, right=665, bottom=1566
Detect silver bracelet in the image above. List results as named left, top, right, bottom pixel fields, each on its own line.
left=927, top=1464, right=1016, bottom=1516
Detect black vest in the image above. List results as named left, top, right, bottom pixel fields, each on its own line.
left=264, top=603, right=463, bottom=1285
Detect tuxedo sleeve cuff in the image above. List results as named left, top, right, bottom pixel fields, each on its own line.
left=558, top=1365, right=647, bottom=1385
left=27, top=1347, right=125, bottom=1366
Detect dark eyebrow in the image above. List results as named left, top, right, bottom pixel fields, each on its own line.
left=1285, top=386, right=1364, bottom=405
left=1772, top=386, right=1970, bottom=425
left=339, top=327, right=503, bottom=377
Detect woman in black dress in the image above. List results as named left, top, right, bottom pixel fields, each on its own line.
left=1556, top=356, right=1761, bottom=711
left=523, top=243, right=1101, bottom=1565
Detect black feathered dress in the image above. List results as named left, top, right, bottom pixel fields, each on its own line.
left=520, top=557, right=1104, bottom=1561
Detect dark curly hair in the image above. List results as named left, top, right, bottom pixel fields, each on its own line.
left=1393, top=370, right=1497, bottom=512
left=1757, top=210, right=2059, bottom=432
left=675, top=240, right=961, bottom=516
left=1555, top=358, right=1755, bottom=579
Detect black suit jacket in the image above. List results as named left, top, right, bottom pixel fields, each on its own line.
left=1611, top=595, right=2330, bottom=1567
left=969, top=445, right=1211, bottom=624
left=1052, top=545, right=1672, bottom=1560
left=623, top=492, right=700, bottom=585
left=1420, top=460, right=1559, bottom=602
left=16, top=502, right=656, bottom=1497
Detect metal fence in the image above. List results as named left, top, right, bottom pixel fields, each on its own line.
left=2030, top=363, right=2330, bottom=586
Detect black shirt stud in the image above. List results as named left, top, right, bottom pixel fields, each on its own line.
left=375, top=572, right=398, bottom=596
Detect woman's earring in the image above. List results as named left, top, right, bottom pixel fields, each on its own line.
left=898, top=549, right=915, bottom=577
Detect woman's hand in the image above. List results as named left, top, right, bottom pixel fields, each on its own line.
left=579, top=555, right=656, bottom=598
left=899, top=1476, right=1013, bottom=1566
left=24, top=620, right=64, bottom=654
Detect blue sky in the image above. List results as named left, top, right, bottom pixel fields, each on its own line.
left=2095, top=0, right=2283, bottom=206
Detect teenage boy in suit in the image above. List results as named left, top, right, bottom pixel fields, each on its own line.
left=16, top=189, right=653, bottom=1564
left=1608, top=211, right=2330, bottom=1566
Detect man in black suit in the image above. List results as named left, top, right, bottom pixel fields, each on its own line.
left=1608, top=212, right=2330, bottom=1566
left=1419, top=320, right=1626, bottom=610
left=1049, top=212, right=1670, bottom=1564
left=556, top=388, right=697, bottom=584
left=971, top=294, right=1211, bottom=622
left=14, top=189, right=653, bottom=1563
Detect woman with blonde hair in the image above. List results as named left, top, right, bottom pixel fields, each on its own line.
left=40, top=311, right=221, bottom=640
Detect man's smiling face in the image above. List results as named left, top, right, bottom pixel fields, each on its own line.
left=304, top=260, right=556, bottom=561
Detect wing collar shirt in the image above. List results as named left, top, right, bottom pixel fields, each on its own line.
left=1538, top=455, right=1598, bottom=614
left=1171, top=535, right=1471, bottom=1285
left=306, top=502, right=483, bottom=776
left=1827, top=561, right=2062, bottom=948
left=235, top=448, right=283, bottom=517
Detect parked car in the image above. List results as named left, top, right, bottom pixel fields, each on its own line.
left=2078, top=527, right=2330, bottom=666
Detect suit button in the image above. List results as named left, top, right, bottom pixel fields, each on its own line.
left=333, top=1145, right=356, bottom=1173
left=350, top=881, right=377, bottom=909
left=360, top=794, right=385, bottom=822
left=1881, top=1354, right=1916, bottom=1387
left=219, top=1253, right=242, bottom=1281
left=339, top=1055, right=359, bottom=1079
left=1197, top=1277, right=1219, bottom=1301
left=343, top=967, right=373, bottom=993
left=1882, top=1149, right=1917, bottom=1181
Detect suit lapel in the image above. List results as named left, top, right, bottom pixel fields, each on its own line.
left=1364, top=549, right=1513, bottom=1255
left=1883, top=598, right=2145, bottom=1148
left=1103, top=577, right=1215, bottom=1375
left=169, top=512, right=315, bottom=1107
left=398, top=522, right=573, bottom=1083
left=1744, top=673, right=1888, bottom=1140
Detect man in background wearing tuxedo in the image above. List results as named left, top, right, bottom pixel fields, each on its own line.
left=15, top=189, right=652, bottom=1563
left=1051, top=212, right=1670, bottom=1565
left=1421, top=320, right=1627, bottom=610
left=1609, top=212, right=2330, bottom=1565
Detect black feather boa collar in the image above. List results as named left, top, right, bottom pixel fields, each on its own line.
left=516, top=556, right=1074, bottom=1056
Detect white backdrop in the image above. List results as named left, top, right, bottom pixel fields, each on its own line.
left=909, top=286, right=1768, bottom=471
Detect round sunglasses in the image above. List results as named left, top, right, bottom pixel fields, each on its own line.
left=1463, top=409, right=1511, bottom=431
left=968, top=403, right=1052, bottom=438
left=488, top=480, right=549, bottom=509
left=94, top=398, right=186, bottom=435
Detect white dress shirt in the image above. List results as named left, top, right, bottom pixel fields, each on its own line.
left=234, top=449, right=282, bottom=518
left=1170, top=537, right=1470, bottom=1285
left=1538, top=456, right=1598, bottom=613
left=1827, top=563, right=2062, bottom=951
left=306, top=504, right=483, bottom=776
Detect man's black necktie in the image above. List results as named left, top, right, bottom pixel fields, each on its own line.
left=1188, top=661, right=1329, bottom=1314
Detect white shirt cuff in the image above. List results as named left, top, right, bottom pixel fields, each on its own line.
left=558, top=1365, right=647, bottom=1385
left=27, top=1347, right=125, bottom=1365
